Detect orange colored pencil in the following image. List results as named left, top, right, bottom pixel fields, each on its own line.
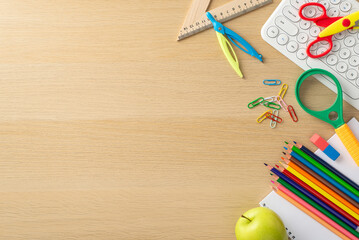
left=273, top=186, right=352, bottom=240
left=281, top=157, right=359, bottom=216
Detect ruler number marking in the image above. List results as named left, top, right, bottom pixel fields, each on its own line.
left=178, top=0, right=272, bottom=40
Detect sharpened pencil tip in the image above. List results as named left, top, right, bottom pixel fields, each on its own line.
left=282, top=152, right=286, bottom=155
left=270, top=173, right=273, bottom=175
left=275, top=164, right=279, bottom=168
left=281, top=157, right=285, bottom=160
left=271, top=180, right=275, bottom=183
left=293, top=141, right=297, bottom=144
left=283, top=146, right=288, bottom=150
left=284, top=141, right=288, bottom=144
left=264, top=163, right=268, bottom=166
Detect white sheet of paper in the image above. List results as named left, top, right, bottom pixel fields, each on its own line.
left=259, top=118, right=359, bottom=240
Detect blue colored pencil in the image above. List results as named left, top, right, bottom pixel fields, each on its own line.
left=270, top=166, right=359, bottom=231
left=288, top=150, right=359, bottom=203
left=295, top=142, right=359, bottom=192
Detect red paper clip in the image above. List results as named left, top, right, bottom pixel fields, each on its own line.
left=266, top=112, right=283, bottom=123
left=288, top=105, right=298, bottom=122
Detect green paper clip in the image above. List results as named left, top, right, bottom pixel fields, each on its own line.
left=263, top=101, right=281, bottom=110
left=248, top=97, right=264, bottom=109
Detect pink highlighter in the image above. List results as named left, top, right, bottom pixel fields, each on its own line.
left=310, top=134, right=340, bottom=161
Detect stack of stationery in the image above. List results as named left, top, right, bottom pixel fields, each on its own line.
left=261, top=118, right=359, bottom=240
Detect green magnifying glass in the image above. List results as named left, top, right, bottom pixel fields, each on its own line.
left=295, top=68, right=359, bottom=165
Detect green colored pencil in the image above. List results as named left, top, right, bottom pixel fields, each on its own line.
left=290, top=144, right=359, bottom=198
left=277, top=178, right=359, bottom=238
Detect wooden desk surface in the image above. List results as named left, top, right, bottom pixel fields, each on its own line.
left=1, top=1, right=359, bottom=239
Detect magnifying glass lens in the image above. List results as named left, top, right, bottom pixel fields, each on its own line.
left=299, top=74, right=337, bottom=112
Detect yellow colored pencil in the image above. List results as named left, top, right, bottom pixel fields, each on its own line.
left=280, top=161, right=359, bottom=221
left=281, top=157, right=359, bottom=216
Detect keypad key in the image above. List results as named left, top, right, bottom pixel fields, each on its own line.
left=299, top=20, right=311, bottom=30
left=308, top=41, right=319, bottom=50
left=328, top=8, right=340, bottom=17
left=349, top=56, right=359, bottom=67
left=326, top=54, right=338, bottom=65
left=319, top=0, right=330, bottom=9
left=330, top=0, right=341, bottom=4
left=309, top=26, right=321, bottom=37
left=332, top=41, right=341, bottom=52
left=291, top=0, right=307, bottom=9
left=283, top=6, right=301, bottom=22
left=303, top=6, right=317, bottom=17
left=344, top=36, right=356, bottom=47
left=297, top=32, right=309, bottom=43
left=317, top=47, right=328, bottom=56
left=320, top=40, right=329, bottom=45
left=348, top=28, right=358, bottom=34
left=267, top=26, right=279, bottom=38
left=287, top=41, right=299, bottom=52
left=339, top=48, right=351, bottom=59
left=336, top=62, right=348, bottom=73
left=346, top=69, right=358, bottom=80
left=334, top=31, right=346, bottom=40
left=297, top=48, right=307, bottom=60
left=339, top=2, right=351, bottom=11
left=354, top=44, right=359, bottom=54
left=277, top=33, right=289, bottom=45
left=275, top=16, right=299, bottom=36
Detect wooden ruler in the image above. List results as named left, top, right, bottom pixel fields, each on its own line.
left=177, top=0, right=272, bottom=41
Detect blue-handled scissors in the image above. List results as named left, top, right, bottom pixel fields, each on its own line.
left=206, top=12, right=263, bottom=78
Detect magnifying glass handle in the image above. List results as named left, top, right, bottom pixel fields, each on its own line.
left=335, top=123, right=359, bottom=166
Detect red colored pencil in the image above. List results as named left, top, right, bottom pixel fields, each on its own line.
left=274, top=165, right=359, bottom=226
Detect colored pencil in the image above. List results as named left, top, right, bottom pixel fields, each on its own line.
left=273, top=185, right=355, bottom=240
left=283, top=154, right=359, bottom=209
left=289, top=144, right=359, bottom=198
left=273, top=178, right=359, bottom=237
left=286, top=149, right=359, bottom=203
left=267, top=165, right=359, bottom=230
left=279, top=160, right=359, bottom=220
left=294, top=141, right=359, bottom=192
left=275, top=164, right=359, bottom=224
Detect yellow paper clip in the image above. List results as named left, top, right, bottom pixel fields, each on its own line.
left=257, top=110, right=272, bottom=123
left=278, top=83, right=288, bottom=99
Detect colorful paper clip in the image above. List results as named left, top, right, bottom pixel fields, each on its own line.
left=257, top=110, right=272, bottom=123
left=263, top=96, right=277, bottom=102
left=288, top=105, right=298, bottom=122
left=278, top=83, right=288, bottom=99
left=276, top=96, right=288, bottom=111
left=248, top=97, right=264, bottom=109
left=270, top=109, right=279, bottom=128
left=266, top=112, right=283, bottom=123
left=263, top=79, right=281, bottom=86
left=263, top=101, right=281, bottom=110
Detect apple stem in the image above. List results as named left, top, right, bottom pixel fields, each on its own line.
left=241, top=215, right=251, bottom=222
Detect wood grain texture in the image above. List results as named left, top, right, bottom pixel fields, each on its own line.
left=1, top=0, right=359, bottom=239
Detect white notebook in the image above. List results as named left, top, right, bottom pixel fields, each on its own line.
left=259, top=118, right=359, bottom=240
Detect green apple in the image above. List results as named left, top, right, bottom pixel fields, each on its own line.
left=235, top=207, right=287, bottom=240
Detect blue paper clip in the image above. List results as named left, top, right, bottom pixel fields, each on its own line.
left=263, top=79, right=281, bottom=86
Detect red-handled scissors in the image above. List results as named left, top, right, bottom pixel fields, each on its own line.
left=299, top=3, right=342, bottom=58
